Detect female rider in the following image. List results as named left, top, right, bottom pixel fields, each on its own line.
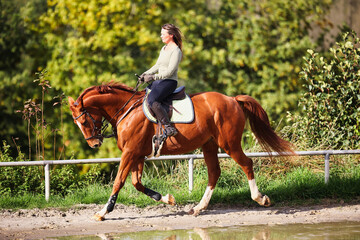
left=140, top=23, right=183, bottom=137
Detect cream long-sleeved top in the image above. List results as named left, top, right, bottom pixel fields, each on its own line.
left=144, top=45, right=182, bottom=81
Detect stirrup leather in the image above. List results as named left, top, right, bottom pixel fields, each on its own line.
left=148, top=123, right=167, bottom=158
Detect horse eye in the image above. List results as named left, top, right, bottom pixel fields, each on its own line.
left=82, top=117, right=89, bottom=126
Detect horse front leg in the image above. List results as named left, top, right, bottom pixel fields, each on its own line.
left=131, top=160, right=176, bottom=205
left=92, top=154, right=133, bottom=221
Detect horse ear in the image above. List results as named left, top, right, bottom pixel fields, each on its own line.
left=69, top=96, right=81, bottom=106
left=68, top=97, right=75, bottom=107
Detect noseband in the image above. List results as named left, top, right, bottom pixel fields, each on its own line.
left=73, top=109, right=103, bottom=140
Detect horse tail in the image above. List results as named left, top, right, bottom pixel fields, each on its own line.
left=235, top=95, right=295, bottom=156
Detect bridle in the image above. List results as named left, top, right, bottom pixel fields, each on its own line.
left=73, top=109, right=104, bottom=140
left=73, top=75, right=145, bottom=141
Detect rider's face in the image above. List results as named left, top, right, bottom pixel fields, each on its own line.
left=160, top=28, right=173, bottom=44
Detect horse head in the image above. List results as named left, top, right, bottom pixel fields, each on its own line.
left=68, top=96, right=103, bottom=148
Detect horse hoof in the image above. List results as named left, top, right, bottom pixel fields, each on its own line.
left=167, top=194, right=176, bottom=206
left=161, top=194, right=176, bottom=206
left=263, top=195, right=271, bottom=207
left=188, top=208, right=200, bottom=216
left=188, top=208, right=195, bottom=215
left=92, top=213, right=105, bottom=221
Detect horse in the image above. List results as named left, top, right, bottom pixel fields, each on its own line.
left=68, top=82, right=295, bottom=221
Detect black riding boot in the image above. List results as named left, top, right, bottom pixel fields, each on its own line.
left=151, top=102, right=178, bottom=137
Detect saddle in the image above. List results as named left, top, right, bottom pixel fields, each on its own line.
left=144, top=86, right=186, bottom=120
left=143, top=86, right=194, bottom=124
left=143, top=86, right=194, bottom=158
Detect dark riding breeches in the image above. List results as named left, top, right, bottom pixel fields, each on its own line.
left=147, top=79, right=177, bottom=108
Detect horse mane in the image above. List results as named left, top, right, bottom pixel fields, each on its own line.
left=96, top=81, right=138, bottom=94
left=76, top=81, right=145, bottom=106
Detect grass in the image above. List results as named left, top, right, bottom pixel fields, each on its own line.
left=1, top=154, right=359, bottom=210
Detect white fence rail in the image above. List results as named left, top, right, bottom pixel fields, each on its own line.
left=1, top=150, right=360, bottom=201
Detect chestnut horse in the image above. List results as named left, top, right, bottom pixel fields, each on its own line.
left=68, top=82, right=294, bottom=221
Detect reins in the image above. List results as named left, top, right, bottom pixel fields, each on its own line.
left=101, top=75, right=145, bottom=138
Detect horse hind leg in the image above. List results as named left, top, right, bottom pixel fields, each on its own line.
left=131, top=161, right=176, bottom=206
left=189, top=140, right=221, bottom=216
left=249, top=178, right=270, bottom=206
left=229, top=149, right=271, bottom=207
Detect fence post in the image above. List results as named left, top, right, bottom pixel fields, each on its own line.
left=45, top=163, right=50, bottom=201
left=325, top=153, right=330, bottom=184
left=189, top=158, right=194, bottom=193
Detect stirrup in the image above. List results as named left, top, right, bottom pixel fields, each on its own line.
left=148, top=134, right=167, bottom=158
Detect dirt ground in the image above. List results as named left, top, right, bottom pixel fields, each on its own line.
left=1, top=201, right=360, bottom=239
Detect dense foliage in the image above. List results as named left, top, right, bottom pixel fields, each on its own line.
left=286, top=31, right=360, bottom=149
left=1, top=0, right=333, bottom=160
left=39, top=0, right=332, bottom=113
left=0, top=141, right=102, bottom=195
left=0, top=0, right=52, bottom=158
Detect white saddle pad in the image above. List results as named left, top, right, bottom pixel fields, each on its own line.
left=143, top=94, right=194, bottom=124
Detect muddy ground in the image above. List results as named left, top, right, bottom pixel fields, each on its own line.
left=1, top=201, right=359, bottom=239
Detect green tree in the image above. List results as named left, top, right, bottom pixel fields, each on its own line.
left=0, top=0, right=78, bottom=161
left=177, top=0, right=332, bottom=117
left=39, top=0, right=332, bottom=112
left=1, top=0, right=334, bottom=160
left=286, top=31, right=360, bottom=149
left=36, top=0, right=332, bottom=157
left=0, top=0, right=48, bottom=156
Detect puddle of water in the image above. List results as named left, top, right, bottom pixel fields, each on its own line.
left=56, top=222, right=360, bottom=240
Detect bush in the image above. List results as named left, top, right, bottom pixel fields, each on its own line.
left=0, top=141, right=103, bottom=196
left=286, top=31, right=360, bottom=149
left=49, top=164, right=102, bottom=196
left=0, top=141, right=43, bottom=195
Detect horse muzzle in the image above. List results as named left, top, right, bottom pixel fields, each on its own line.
left=88, top=138, right=103, bottom=148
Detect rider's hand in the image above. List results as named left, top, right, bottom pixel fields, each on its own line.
left=143, top=74, right=155, bottom=83
left=139, top=73, right=146, bottom=83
